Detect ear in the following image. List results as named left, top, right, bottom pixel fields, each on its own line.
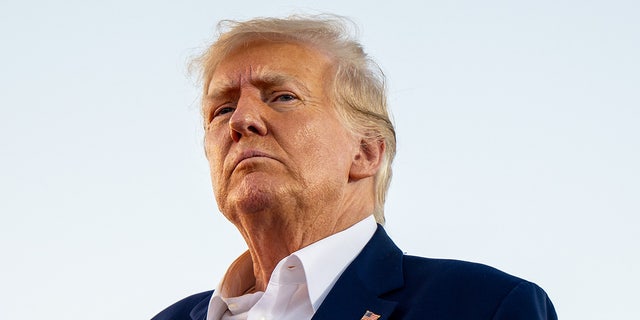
left=349, top=138, right=385, bottom=181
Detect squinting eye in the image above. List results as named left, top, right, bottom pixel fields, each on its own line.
left=215, top=106, right=235, bottom=117
left=273, top=94, right=297, bottom=102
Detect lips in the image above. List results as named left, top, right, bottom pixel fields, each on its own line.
left=232, top=150, right=274, bottom=171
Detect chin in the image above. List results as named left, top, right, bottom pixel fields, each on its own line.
left=228, top=181, right=279, bottom=214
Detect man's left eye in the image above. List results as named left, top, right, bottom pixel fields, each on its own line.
left=273, top=94, right=297, bottom=102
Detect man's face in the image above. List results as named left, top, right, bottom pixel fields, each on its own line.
left=203, top=40, right=361, bottom=224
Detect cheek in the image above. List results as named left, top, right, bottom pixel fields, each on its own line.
left=204, top=142, right=218, bottom=167
left=204, top=135, right=228, bottom=179
left=297, top=122, right=356, bottom=170
left=204, top=126, right=228, bottom=156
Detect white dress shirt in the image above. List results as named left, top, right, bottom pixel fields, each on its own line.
left=206, top=215, right=377, bottom=320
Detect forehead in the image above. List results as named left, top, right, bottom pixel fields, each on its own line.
left=207, top=41, right=334, bottom=95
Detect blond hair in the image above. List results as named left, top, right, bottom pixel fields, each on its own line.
left=193, top=15, right=396, bottom=224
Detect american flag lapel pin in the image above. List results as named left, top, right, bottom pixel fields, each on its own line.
left=361, top=310, right=381, bottom=320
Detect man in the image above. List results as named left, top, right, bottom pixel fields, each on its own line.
left=153, top=15, right=557, bottom=320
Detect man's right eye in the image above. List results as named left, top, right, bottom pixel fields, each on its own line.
left=214, top=106, right=235, bottom=117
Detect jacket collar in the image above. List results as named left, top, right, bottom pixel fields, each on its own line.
left=190, top=297, right=210, bottom=320
left=311, top=225, right=404, bottom=320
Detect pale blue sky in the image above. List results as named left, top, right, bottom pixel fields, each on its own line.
left=1, top=1, right=638, bottom=319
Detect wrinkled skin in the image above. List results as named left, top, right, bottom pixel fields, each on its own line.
left=203, top=40, right=383, bottom=290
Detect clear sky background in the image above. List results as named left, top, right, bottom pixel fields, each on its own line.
left=1, top=0, right=638, bottom=319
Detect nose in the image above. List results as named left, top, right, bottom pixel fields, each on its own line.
left=228, top=91, right=268, bottom=142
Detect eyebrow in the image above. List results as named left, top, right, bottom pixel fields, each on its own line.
left=205, top=68, right=312, bottom=102
left=205, top=78, right=237, bottom=104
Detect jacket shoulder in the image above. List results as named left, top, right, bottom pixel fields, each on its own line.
left=403, top=255, right=523, bottom=287
left=393, top=256, right=556, bottom=319
left=151, top=290, right=213, bottom=320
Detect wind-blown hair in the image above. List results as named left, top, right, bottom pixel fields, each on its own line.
left=192, top=15, right=396, bottom=224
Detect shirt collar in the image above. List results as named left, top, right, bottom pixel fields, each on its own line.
left=207, top=215, right=377, bottom=316
left=217, top=250, right=255, bottom=297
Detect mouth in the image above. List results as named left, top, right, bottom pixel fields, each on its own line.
left=233, top=150, right=274, bottom=170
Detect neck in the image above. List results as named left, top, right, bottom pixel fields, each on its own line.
left=231, top=194, right=373, bottom=292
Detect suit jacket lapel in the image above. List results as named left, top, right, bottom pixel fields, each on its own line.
left=312, top=225, right=404, bottom=320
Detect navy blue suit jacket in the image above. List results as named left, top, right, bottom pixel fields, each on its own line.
left=153, top=226, right=557, bottom=319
